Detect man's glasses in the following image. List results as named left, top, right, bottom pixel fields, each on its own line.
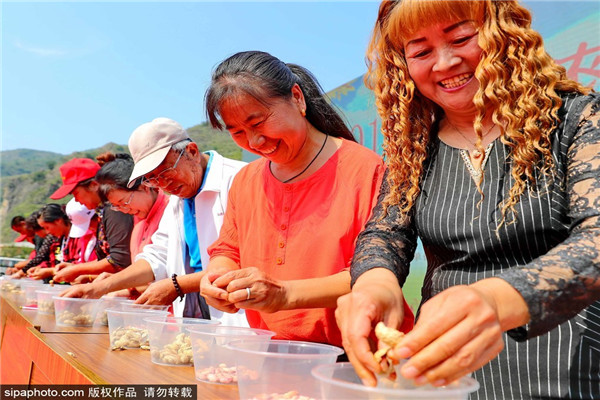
left=110, top=191, right=135, bottom=212
left=142, top=149, right=185, bottom=187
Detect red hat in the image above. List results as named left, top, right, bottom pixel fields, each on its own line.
left=14, top=234, right=28, bottom=242
left=50, top=158, right=101, bottom=200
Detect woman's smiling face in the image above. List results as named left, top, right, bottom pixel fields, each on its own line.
left=219, top=84, right=308, bottom=166
left=404, top=19, right=483, bottom=116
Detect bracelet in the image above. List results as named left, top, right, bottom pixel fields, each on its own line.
left=171, top=274, right=184, bottom=302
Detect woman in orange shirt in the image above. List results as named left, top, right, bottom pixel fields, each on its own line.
left=201, top=51, right=413, bottom=347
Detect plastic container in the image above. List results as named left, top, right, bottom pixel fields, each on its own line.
left=53, top=296, right=101, bottom=326
left=95, top=296, right=135, bottom=326
left=145, top=317, right=221, bottom=366
left=188, top=326, right=275, bottom=385
left=121, top=303, right=172, bottom=313
left=0, top=276, right=24, bottom=302
left=312, top=362, right=480, bottom=400
left=36, top=286, right=68, bottom=314
left=21, top=280, right=45, bottom=308
left=0, top=276, right=19, bottom=291
left=225, top=340, right=343, bottom=399
left=106, top=308, right=169, bottom=350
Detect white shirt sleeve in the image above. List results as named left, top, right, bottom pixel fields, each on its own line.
left=135, top=196, right=176, bottom=281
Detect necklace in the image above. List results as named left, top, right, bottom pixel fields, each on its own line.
left=270, top=132, right=329, bottom=183
left=446, top=119, right=496, bottom=159
left=459, top=142, right=494, bottom=183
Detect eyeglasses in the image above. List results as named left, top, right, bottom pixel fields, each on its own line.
left=142, top=149, right=185, bottom=187
left=110, top=191, right=135, bottom=212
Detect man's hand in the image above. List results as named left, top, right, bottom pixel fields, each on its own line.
left=135, top=279, right=177, bottom=306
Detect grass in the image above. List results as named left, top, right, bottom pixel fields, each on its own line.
left=402, top=259, right=426, bottom=313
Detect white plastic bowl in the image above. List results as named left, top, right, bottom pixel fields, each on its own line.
left=312, top=362, right=480, bottom=400
left=225, top=339, right=343, bottom=399
left=95, top=296, right=135, bottom=326
left=21, top=280, right=45, bottom=307
left=36, top=286, right=68, bottom=314
left=145, top=317, right=220, bottom=366
left=106, top=308, right=169, bottom=349
left=121, top=303, right=171, bottom=313
left=53, top=296, right=101, bottom=327
left=1, top=276, right=24, bottom=302
left=187, top=325, right=275, bottom=385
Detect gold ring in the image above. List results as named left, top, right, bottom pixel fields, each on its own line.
left=246, top=287, right=251, bottom=300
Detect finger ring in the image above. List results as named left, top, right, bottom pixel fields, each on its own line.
left=246, top=287, right=251, bottom=300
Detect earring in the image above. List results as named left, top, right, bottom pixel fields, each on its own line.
left=301, top=109, right=306, bottom=117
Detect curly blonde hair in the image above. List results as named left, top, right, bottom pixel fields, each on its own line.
left=367, top=0, right=590, bottom=222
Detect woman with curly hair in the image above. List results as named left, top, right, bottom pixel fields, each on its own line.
left=336, top=0, right=600, bottom=398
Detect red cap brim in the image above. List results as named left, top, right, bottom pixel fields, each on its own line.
left=50, top=182, right=78, bottom=200
left=14, top=234, right=28, bottom=242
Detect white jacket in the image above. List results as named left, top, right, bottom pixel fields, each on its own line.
left=137, top=151, right=248, bottom=325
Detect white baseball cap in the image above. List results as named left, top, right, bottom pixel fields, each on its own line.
left=127, top=117, right=190, bottom=187
left=66, top=198, right=95, bottom=238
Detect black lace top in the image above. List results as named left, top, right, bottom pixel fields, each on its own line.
left=350, top=92, right=600, bottom=399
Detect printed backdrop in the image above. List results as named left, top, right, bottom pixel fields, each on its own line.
left=326, top=1, right=600, bottom=154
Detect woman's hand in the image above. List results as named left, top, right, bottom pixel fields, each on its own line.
left=200, top=272, right=239, bottom=313
left=390, top=279, right=528, bottom=386
left=59, top=282, right=103, bottom=299
left=54, top=262, right=72, bottom=271
left=94, top=272, right=114, bottom=282
left=11, top=270, right=26, bottom=278
left=53, top=265, right=82, bottom=283
left=335, top=268, right=407, bottom=387
left=213, top=267, right=287, bottom=313
left=29, top=267, right=56, bottom=280
left=72, top=274, right=99, bottom=285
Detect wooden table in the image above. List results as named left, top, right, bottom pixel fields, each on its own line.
left=0, top=294, right=239, bottom=399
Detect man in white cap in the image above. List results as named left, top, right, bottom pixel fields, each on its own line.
left=62, top=117, right=248, bottom=326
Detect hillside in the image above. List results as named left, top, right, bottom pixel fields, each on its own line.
left=0, top=149, right=64, bottom=177
left=0, top=122, right=240, bottom=246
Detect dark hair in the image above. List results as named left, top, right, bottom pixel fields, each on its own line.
left=39, top=203, right=70, bottom=225
left=205, top=51, right=356, bottom=142
left=11, top=216, right=25, bottom=227
left=95, top=152, right=140, bottom=202
left=25, top=210, right=43, bottom=232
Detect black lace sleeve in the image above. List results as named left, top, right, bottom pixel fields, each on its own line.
left=22, top=234, right=57, bottom=272
left=350, top=171, right=418, bottom=288
left=499, top=93, right=600, bottom=340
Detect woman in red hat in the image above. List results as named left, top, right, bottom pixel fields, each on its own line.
left=70, top=152, right=169, bottom=293
left=50, top=157, right=134, bottom=283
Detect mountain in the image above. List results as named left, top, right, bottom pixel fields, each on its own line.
left=0, top=149, right=64, bottom=177
left=0, top=122, right=241, bottom=247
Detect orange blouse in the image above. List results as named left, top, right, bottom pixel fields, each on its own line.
left=130, top=190, right=169, bottom=259
left=209, top=140, right=412, bottom=346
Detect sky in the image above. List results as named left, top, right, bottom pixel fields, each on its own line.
left=2, top=1, right=598, bottom=155
left=1, top=0, right=382, bottom=154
